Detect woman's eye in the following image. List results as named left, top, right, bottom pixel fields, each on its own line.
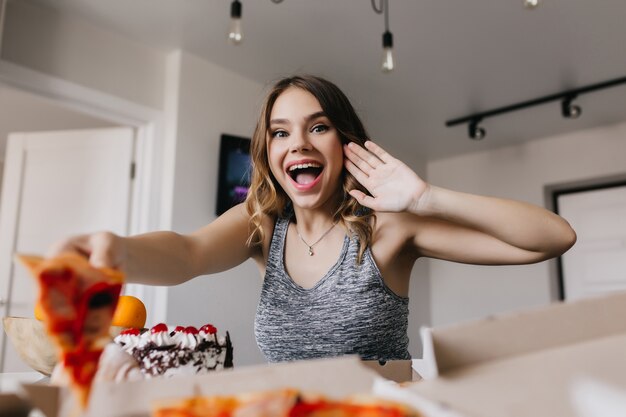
left=271, top=130, right=288, bottom=138
left=311, top=124, right=329, bottom=134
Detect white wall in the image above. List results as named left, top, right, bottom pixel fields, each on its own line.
left=163, top=51, right=267, bottom=365
left=1, top=0, right=165, bottom=110
left=427, top=122, right=626, bottom=327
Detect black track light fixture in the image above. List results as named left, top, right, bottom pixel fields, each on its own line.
left=468, top=118, right=486, bottom=140
left=561, top=95, right=581, bottom=119
left=446, top=75, right=626, bottom=140
left=228, top=0, right=243, bottom=45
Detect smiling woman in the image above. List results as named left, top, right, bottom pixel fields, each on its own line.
left=247, top=76, right=373, bottom=265
left=47, top=74, right=576, bottom=368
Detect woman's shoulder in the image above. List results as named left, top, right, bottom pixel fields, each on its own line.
left=246, top=208, right=279, bottom=261
left=231, top=203, right=276, bottom=227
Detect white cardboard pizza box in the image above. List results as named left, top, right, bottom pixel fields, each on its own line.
left=22, top=291, right=626, bottom=417
left=22, top=356, right=386, bottom=417
left=376, top=291, right=626, bottom=417
left=362, top=359, right=419, bottom=382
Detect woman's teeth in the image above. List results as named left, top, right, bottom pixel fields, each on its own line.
left=288, top=162, right=321, bottom=172
left=288, top=163, right=323, bottom=185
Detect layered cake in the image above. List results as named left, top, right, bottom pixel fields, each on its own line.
left=114, top=323, right=233, bottom=377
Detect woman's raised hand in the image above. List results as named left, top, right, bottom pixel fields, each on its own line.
left=344, top=141, right=428, bottom=213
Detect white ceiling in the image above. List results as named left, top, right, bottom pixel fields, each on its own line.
left=24, top=0, right=626, bottom=161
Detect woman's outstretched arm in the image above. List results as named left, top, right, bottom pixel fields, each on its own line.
left=47, top=203, right=256, bottom=285
left=344, top=141, right=576, bottom=264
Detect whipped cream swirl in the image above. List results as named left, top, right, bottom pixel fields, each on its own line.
left=114, top=333, right=141, bottom=352
left=172, top=331, right=198, bottom=349
left=137, top=329, right=173, bottom=348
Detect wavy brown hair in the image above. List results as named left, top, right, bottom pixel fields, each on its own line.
left=244, top=75, right=375, bottom=263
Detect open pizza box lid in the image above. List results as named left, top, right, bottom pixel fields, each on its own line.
left=376, top=290, right=626, bottom=417
left=22, top=356, right=394, bottom=417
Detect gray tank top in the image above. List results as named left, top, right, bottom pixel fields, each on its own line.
left=254, top=216, right=410, bottom=362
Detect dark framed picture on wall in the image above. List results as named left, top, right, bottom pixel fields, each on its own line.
left=216, top=134, right=252, bottom=216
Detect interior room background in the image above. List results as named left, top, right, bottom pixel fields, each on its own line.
left=0, top=0, right=625, bottom=366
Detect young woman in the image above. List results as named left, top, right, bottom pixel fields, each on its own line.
left=49, top=75, right=576, bottom=362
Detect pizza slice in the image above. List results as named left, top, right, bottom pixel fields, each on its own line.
left=154, top=389, right=298, bottom=417
left=18, top=253, right=124, bottom=408
left=152, top=389, right=421, bottom=417
left=288, top=395, right=419, bottom=417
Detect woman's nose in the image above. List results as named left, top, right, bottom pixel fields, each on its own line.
left=289, top=130, right=311, bottom=152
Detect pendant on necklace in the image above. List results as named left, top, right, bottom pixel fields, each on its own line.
left=308, top=247, right=314, bottom=256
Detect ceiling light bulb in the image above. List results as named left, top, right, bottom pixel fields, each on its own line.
left=229, top=18, right=243, bottom=44
left=382, top=48, right=394, bottom=73
left=568, top=105, right=581, bottom=118
left=381, top=31, right=394, bottom=73
left=229, top=1, right=243, bottom=45
left=523, top=0, right=540, bottom=9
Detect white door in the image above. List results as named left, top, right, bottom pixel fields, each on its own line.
left=0, top=127, right=135, bottom=372
left=557, top=184, right=626, bottom=300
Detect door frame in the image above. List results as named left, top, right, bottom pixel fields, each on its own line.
left=0, top=59, right=170, bottom=325
left=551, top=178, right=626, bottom=301
left=546, top=173, right=626, bottom=301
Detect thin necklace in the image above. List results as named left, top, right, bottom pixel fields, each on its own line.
left=296, top=221, right=338, bottom=256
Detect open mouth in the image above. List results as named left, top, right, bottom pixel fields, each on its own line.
left=287, top=162, right=324, bottom=185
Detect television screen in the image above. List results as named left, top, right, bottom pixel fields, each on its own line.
left=216, top=134, right=252, bottom=216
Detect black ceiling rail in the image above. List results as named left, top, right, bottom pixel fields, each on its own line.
left=445, top=75, right=626, bottom=139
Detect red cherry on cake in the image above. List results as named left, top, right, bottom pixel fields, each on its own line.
left=151, top=323, right=168, bottom=334
left=174, top=325, right=185, bottom=332
left=200, top=324, right=217, bottom=334
left=184, top=326, right=199, bottom=335
left=120, top=328, right=140, bottom=336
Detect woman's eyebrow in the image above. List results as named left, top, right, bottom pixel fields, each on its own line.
left=305, top=111, right=327, bottom=122
left=269, top=111, right=327, bottom=126
left=269, top=118, right=288, bottom=126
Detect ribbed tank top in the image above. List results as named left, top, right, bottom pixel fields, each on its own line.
left=255, top=216, right=410, bottom=362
